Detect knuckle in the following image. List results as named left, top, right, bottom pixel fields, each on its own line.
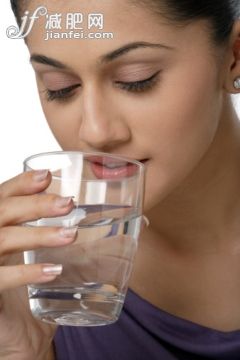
left=17, top=171, right=31, bottom=185
left=42, top=193, right=59, bottom=211
left=16, top=173, right=29, bottom=191
left=47, top=193, right=59, bottom=204
left=32, top=194, right=47, bottom=215
left=35, top=193, right=54, bottom=206
left=23, top=171, right=36, bottom=189
left=30, top=193, right=58, bottom=219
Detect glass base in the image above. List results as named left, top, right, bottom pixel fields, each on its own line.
left=36, top=310, right=118, bottom=326
left=29, top=285, right=125, bottom=326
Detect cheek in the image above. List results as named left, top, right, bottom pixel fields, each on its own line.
left=131, top=69, right=222, bottom=209
left=40, top=100, right=81, bottom=149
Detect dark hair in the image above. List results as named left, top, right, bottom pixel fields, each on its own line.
left=132, top=0, right=240, bottom=44
left=10, top=0, right=240, bottom=43
left=10, top=0, right=21, bottom=26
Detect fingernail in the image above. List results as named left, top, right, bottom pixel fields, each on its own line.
left=142, top=215, right=150, bottom=228
left=42, top=264, right=63, bottom=276
left=55, top=196, right=73, bottom=208
left=33, top=170, right=49, bottom=182
left=59, top=227, right=78, bottom=238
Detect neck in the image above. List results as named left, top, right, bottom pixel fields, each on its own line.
left=145, top=97, right=240, bottom=253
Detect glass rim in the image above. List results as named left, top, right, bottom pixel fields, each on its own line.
left=23, top=150, right=145, bottom=180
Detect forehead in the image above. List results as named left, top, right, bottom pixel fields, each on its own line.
left=24, top=0, right=212, bottom=67
left=26, top=0, right=168, bottom=41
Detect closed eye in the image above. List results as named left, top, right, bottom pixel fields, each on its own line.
left=115, top=71, right=160, bottom=93
left=43, top=70, right=160, bottom=102
left=44, top=84, right=81, bottom=102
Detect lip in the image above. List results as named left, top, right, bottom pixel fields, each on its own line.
left=87, top=156, right=148, bottom=180
left=86, top=156, right=125, bottom=166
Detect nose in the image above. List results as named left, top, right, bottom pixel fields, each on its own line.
left=78, top=85, right=131, bottom=150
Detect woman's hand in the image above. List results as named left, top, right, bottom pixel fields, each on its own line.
left=0, top=170, right=76, bottom=359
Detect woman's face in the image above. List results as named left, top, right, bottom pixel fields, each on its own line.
left=26, top=0, right=227, bottom=211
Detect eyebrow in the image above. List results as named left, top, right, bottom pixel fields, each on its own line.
left=30, top=41, right=173, bottom=69
left=30, top=54, right=67, bottom=69
left=99, top=41, right=173, bottom=63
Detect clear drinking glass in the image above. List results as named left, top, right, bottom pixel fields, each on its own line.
left=23, top=151, right=145, bottom=326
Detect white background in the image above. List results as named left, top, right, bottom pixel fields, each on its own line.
left=0, top=3, right=240, bottom=183
left=0, top=3, right=61, bottom=183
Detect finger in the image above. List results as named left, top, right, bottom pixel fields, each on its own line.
left=0, top=226, right=78, bottom=256
left=0, top=194, right=74, bottom=227
left=0, top=264, right=63, bottom=292
left=0, top=170, right=51, bottom=199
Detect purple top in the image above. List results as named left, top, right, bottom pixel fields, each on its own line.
left=54, top=289, right=240, bottom=359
